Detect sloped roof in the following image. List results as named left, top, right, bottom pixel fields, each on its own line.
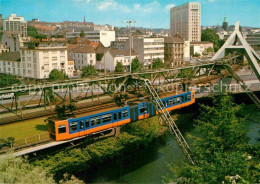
left=89, top=42, right=100, bottom=49
left=0, top=52, right=20, bottom=61
left=164, top=35, right=184, bottom=43
left=71, top=45, right=95, bottom=53
left=108, top=49, right=136, bottom=58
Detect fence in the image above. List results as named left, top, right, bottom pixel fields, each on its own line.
left=0, top=132, right=50, bottom=151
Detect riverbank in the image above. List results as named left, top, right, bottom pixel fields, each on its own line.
left=32, top=116, right=168, bottom=182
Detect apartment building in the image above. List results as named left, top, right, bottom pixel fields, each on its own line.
left=0, top=44, right=9, bottom=53
left=70, top=45, right=96, bottom=70
left=1, top=31, right=30, bottom=52
left=3, top=14, right=27, bottom=37
left=164, top=35, right=184, bottom=66
left=170, top=2, right=201, bottom=42
left=129, top=37, right=164, bottom=64
left=66, top=30, right=115, bottom=47
left=0, top=41, right=74, bottom=79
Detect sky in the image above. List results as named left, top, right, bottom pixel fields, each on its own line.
left=0, top=0, right=260, bottom=28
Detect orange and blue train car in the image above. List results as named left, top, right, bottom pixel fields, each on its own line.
left=48, top=91, right=195, bottom=141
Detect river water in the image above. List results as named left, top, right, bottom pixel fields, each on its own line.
left=86, top=104, right=260, bottom=184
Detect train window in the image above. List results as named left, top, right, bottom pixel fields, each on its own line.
left=114, top=113, right=117, bottom=121
left=187, top=95, right=191, bottom=100
left=102, top=114, right=112, bottom=123
left=118, top=112, right=122, bottom=120
left=85, top=119, right=90, bottom=128
left=58, top=125, right=66, bottom=134
left=122, top=110, right=128, bottom=118
left=176, top=97, right=181, bottom=103
left=70, top=122, right=78, bottom=132
left=79, top=121, right=84, bottom=129
left=169, top=99, right=173, bottom=105
left=140, top=107, right=147, bottom=114
left=91, top=116, right=101, bottom=126
left=182, top=96, right=185, bottom=102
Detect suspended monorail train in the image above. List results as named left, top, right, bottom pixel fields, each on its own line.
left=48, top=91, right=195, bottom=141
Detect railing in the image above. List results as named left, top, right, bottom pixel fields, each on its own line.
left=0, top=132, right=50, bottom=151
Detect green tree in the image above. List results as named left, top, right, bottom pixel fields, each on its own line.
left=80, top=31, right=85, bottom=38
left=49, top=69, right=68, bottom=81
left=131, top=57, right=142, bottom=72
left=165, top=94, right=259, bottom=183
left=193, top=52, right=200, bottom=57
left=152, top=58, right=164, bottom=69
left=0, top=154, right=83, bottom=184
left=115, top=62, right=125, bottom=73
left=81, top=65, right=97, bottom=78
left=0, top=73, right=21, bottom=88
left=201, top=28, right=224, bottom=52
left=35, top=34, right=47, bottom=39
left=27, top=26, right=38, bottom=38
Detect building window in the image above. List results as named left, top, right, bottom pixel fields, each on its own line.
left=52, top=51, right=57, bottom=54
left=52, top=57, right=57, bottom=61
left=27, top=57, right=31, bottom=61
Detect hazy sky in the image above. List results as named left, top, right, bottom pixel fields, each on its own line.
left=0, top=0, right=259, bottom=28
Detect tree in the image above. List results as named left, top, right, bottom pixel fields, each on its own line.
left=80, top=31, right=85, bottom=38
left=115, top=62, right=125, bottom=73
left=81, top=65, right=97, bottom=78
left=166, top=94, right=259, bottom=183
left=0, top=154, right=83, bottom=184
left=0, top=73, right=21, bottom=88
left=193, top=52, right=200, bottom=57
left=131, top=57, right=142, bottom=72
left=202, top=28, right=224, bottom=52
left=152, top=58, right=164, bottom=69
left=49, top=69, right=68, bottom=81
left=27, top=26, right=38, bottom=38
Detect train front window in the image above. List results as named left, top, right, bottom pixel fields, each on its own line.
left=70, top=122, right=78, bottom=132
left=122, top=110, right=128, bottom=118
left=187, top=94, right=191, bottom=100
left=91, top=116, right=101, bottom=126
left=85, top=119, right=90, bottom=128
left=79, top=121, right=84, bottom=129
left=58, top=125, right=66, bottom=134
left=102, top=114, right=112, bottom=123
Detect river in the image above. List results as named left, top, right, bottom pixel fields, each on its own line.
left=84, top=103, right=260, bottom=184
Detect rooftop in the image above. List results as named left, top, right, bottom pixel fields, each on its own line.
left=108, top=49, right=136, bottom=58
left=0, top=52, right=20, bottom=61
left=71, top=45, right=96, bottom=53
left=191, top=41, right=213, bottom=44
left=164, top=35, right=184, bottom=43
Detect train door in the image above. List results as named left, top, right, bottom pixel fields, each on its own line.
left=149, top=102, right=156, bottom=117
left=79, top=120, right=85, bottom=136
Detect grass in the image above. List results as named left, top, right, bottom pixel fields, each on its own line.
left=0, top=117, right=49, bottom=140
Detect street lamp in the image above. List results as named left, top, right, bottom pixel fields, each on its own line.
left=123, top=20, right=136, bottom=73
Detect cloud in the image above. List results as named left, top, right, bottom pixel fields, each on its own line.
left=72, top=0, right=91, bottom=2
left=133, top=1, right=160, bottom=13
left=208, top=0, right=215, bottom=2
left=165, top=3, right=175, bottom=11
left=97, top=0, right=130, bottom=12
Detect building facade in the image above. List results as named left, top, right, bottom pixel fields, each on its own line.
left=164, top=36, right=184, bottom=66
left=1, top=31, right=30, bottom=52
left=0, top=41, right=74, bottom=79
left=130, top=37, right=164, bottom=64
left=190, top=41, right=214, bottom=56
left=66, top=30, right=115, bottom=47
left=3, top=14, right=27, bottom=37
left=170, top=2, right=201, bottom=42
left=100, top=49, right=137, bottom=72
left=70, top=45, right=96, bottom=70
left=0, top=44, right=9, bottom=53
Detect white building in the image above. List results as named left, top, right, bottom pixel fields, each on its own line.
left=70, top=45, right=96, bottom=70
left=170, top=2, right=201, bottom=42
left=184, top=41, right=190, bottom=61
left=1, top=31, right=30, bottom=52
left=100, top=49, right=137, bottom=72
left=0, top=41, right=74, bottom=79
left=3, top=14, right=27, bottom=37
left=130, top=37, right=164, bottom=64
left=66, top=30, right=115, bottom=47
